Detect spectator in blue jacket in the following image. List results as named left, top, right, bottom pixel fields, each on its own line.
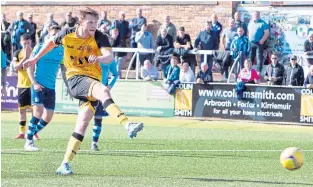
left=248, top=11, right=270, bottom=74
left=164, top=55, right=180, bottom=95
left=211, top=13, right=223, bottom=47
left=231, top=26, right=251, bottom=74
left=304, top=65, right=313, bottom=89
left=8, top=12, right=34, bottom=52
left=194, top=21, right=219, bottom=76
left=135, top=24, right=154, bottom=66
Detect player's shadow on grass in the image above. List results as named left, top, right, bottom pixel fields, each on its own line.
left=184, top=177, right=313, bottom=186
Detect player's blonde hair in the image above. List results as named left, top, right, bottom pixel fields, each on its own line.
left=79, top=7, right=99, bottom=21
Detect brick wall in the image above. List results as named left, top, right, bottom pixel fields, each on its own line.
left=1, top=2, right=237, bottom=42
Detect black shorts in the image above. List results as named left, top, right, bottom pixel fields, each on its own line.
left=67, top=75, right=100, bottom=113
left=18, top=88, right=31, bottom=109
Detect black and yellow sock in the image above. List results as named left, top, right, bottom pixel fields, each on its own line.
left=63, top=132, right=84, bottom=163
left=102, top=99, right=128, bottom=125
left=19, top=121, right=26, bottom=134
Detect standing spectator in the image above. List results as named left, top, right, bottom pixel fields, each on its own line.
left=304, top=65, right=313, bottom=89
left=156, top=27, right=174, bottom=73
left=158, top=15, right=177, bottom=40
left=194, top=21, right=219, bottom=76
left=211, top=13, right=223, bottom=47
left=8, top=12, right=33, bottom=52
left=230, top=26, right=251, bottom=76
left=110, top=28, right=128, bottom=79
left=179, top=62, right=195, bottom=83
left=140, top=60, right=158, bottom=81
left=221, top=18, right=237, bottom=80
left=129, top=8, right=147, bottom=69
left=1, top=50, right=7, bottom=96
left=61, top=11, right=77, bottom=29
left=1, top=13, right=11, bottom=60
left=38, top=13, right=58, bottom=44
left=112, top=11, right=130, bottom=48
left=304, top=32, right=313, bottom=65
left=264, top=53, right=285, bottom=85
left=174, top=27, right=196, bottom=73
left=97, top=10, right=111, bottom=31
left=196, top=62, right=213, bottom=83
left=129, top=8, right=147, bottom=49
left=164, top=55, right=180, bottom=95
left=234, top=12, right=248, bottom=36
left=135, top=24, right=154, bottom=66
left=284, top=55, right=304, bottom=86
left=27, top=14, right=37, bottom=48
left=237, top=59, right=260, bottom=84
left=248, top=11, right=270, bottom=75
left=222, top=18, right=237, bottom=51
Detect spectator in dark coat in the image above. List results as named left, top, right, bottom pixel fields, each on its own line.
left=112, top=11, right=130, bottom=47
left=97, top=10, right=111, bottom=29
left=284, top=55, right=304, bottom=86
left=304, top=65, right=313, bottom=89
left=129, top=8, right=147, bottom=49
left=196, top=62, right=213, bottom=83
left=156, top=26, right=174, bottom=73
left=211, top=13, right=223, bottom=46
left=38, top=13, right=58, bottom=44
left=61, top=11, right=77, bottom=29
left=234, top=12, right=248, bottom=36
left=1, top=13, right=11, bottom=60
left=304, top=32, right=313, bottom=65
left=264, top=53, right=285, bottom=85
left=174, top=26, right=196, bottom=74
left=194, top=21, right=219, bottom=75
left=27, top=14, right=37, bottom=48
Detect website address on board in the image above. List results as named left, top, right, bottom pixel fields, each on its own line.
left=198, top=89, right=295, bottom=101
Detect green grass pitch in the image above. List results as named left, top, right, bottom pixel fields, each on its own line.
left=1, top=112, right=313, bottom=187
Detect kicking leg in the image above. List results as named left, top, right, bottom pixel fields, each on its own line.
left=91, top=82, right=144, bottom=138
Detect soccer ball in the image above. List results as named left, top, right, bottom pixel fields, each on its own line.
left=280, top=147, right=304, bottom=171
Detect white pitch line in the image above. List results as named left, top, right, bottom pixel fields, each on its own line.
left=2, top=149, right=313, bottom=153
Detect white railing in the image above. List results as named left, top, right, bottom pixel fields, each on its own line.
left=112, top=47, right=313, bottom=80
left=112, top=47, right=213, bottom=80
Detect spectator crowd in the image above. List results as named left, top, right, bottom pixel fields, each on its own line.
left=1, top=9, right=313, bottom=93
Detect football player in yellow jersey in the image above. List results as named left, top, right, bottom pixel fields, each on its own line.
left=12, top=34, right=39, bottom=140
left=24, top=7, right=144, bottom=175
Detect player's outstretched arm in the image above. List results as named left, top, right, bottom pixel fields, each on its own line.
left=23, top=39, right=56, bottom=68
